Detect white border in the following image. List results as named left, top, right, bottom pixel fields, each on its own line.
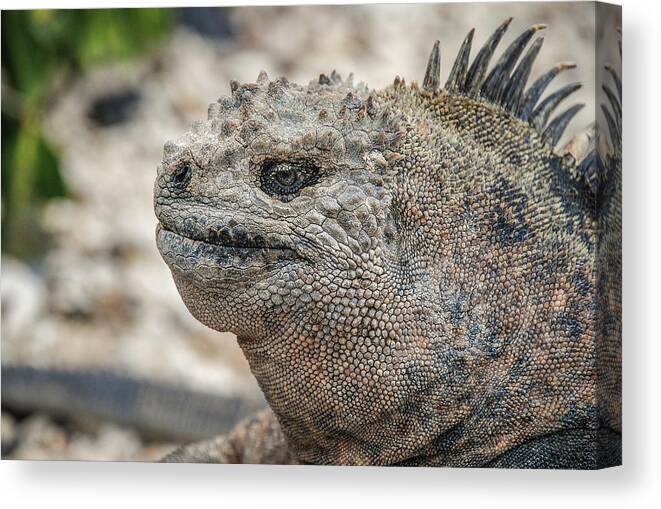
left=2, top=1, right=660, bottom=508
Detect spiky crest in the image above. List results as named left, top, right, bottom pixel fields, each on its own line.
left=422, top=40, right=441, bottom=93
left=601, top=60, right=622, bottom=154
left=419, top=19, right=586, bottom=152
left=592, top=27, right=622, bottom=198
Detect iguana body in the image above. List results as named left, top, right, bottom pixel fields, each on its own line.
left=155, top=20, right=621, bottom=468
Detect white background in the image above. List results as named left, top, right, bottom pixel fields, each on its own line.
left=1, top=0, right=659, bottom=507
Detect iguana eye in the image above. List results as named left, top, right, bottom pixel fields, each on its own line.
left=276, top=166, right=297, bottom=187
left=172, top=163, right=192, bottom=189
left=260, top=160, right=319, bottom=201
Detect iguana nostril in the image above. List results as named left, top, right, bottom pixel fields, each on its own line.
left=172, top=163, right=192, bottom=189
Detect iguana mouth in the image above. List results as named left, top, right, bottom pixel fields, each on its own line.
left=159, top=221, right=293, bottom=251
left=156, top=223, right=299, bottom=277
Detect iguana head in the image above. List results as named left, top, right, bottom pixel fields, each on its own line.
left=155, top=19, right=608, bottom=465
left=155, top=70, right=403, bottom=336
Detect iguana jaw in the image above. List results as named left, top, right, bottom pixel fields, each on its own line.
left=156, top=222, right=301, bottom=284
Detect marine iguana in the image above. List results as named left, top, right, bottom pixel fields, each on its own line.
left=154, top=19, right=622, bottom=468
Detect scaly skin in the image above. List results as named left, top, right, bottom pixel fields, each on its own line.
left=154, top=20, right=621, bottom=468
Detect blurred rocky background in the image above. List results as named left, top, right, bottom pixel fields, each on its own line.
left=1, top=3, right=618, bottom=461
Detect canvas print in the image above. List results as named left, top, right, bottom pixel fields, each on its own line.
left=1, top=2, right=621, bottom=468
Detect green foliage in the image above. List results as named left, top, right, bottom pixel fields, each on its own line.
left=1, top=8, right=172, bottom=258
